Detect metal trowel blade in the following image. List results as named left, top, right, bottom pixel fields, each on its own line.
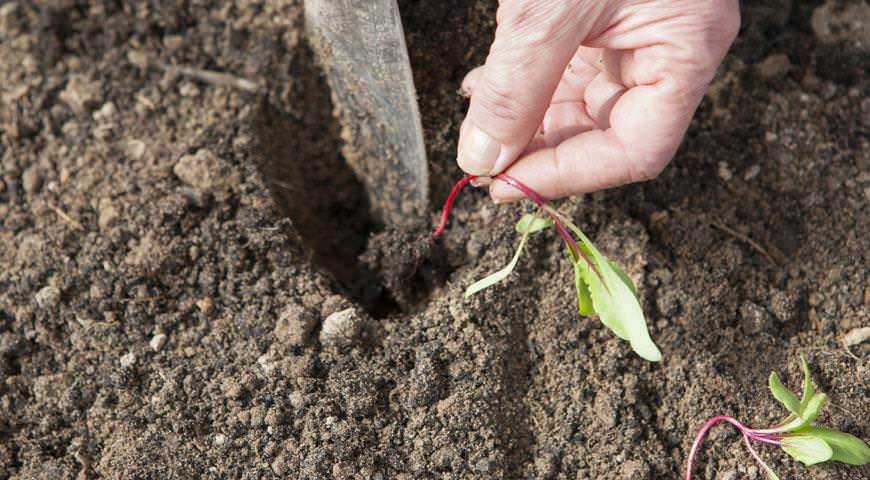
left=304, top=0, right=428, bottom=227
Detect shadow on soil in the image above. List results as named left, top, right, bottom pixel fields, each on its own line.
left=251, top=41, right=398, bottom=317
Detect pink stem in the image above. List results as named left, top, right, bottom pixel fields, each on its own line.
left=686, top=416, right=782, bottom=480
left=743, top=434, right=780, bottom=479
left=686, top=415, right=748, bottom=480
left=747, top=432, right=783, bottom=446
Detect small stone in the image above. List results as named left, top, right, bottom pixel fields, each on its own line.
left=288, top=391, right=305, bottom=409
left=149, top=333, right=167, bottom=352
left=120, top=352, right=136, bottom=368
left=97, top=197, right=119, bottom=230
left=179, top=82, right=200, bottom=97
left=756, top=54, right=792, bottom=80
left=126, top=50, right=150, bottom=69
left=121, top=139, right=146, bottom=160
left=249, top=405, right=266, bottom=428
left=265, top=407, right=284, bottom=429
left=744, top=164, right=761, bottom=180
left=35, top=285, right=61, bottom=308
left=221, top=377, right=244, bottom=400
left=271, top=454, right=288, bottom=475
left=273, top=303, right=317, bottom=347
left=59, top=74, right=102, bottom=113
left=764, top=131, right=778, bottom=143
left=843, top=327, right=870, bottom=347
left=319, top=308, right=362, bottom=347
left=92, top=102, right=117, bottom=123
left=740, top=302, right=773, bottom=334
left=173, top=149, right=239, bottom=191
left=717, top=161, right=733, bottom=181
left=214, top=433, right=226, bottom=446
left=196, top=297, right=214, bottom=314
left=21, top=166, right=42, bottom=194
left=257, top=352, right=277, bottom=375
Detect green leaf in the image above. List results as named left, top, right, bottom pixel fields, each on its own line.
left=465, top=222, right=533, bottom=299
left=572, top=253, right=595, bottom=316
left=769, top=371, right=801, bottom=414
left=794, top=427, right=870, bottom=465
left=607, top=259, right=637, bottom=296
left=781, top=434, right=833, bottom=466
left=776, top=392, right=829, bottom=432
left=561, top=217, right=662, bottom=362
left=799, top=355, right=814, bottom=412
left=515, top=213, right=553, bottom=234
left=800, top=393, right=827, bottom=426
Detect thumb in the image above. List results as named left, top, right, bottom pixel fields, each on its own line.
left=458, top=1, right=607, bottom=176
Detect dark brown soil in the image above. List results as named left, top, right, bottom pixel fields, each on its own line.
left=1, top=1, right=868, bottom=479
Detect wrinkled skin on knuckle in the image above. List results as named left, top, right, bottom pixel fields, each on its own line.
left=693, top=0, right=742, bottom=63
left=473, top=74, right=528, bottom=124
left=495, top=0, right=581, bottom=51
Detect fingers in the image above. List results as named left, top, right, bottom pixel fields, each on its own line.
left=489, top=129, right=637, bottom=203
left=541, top=101, right=597, bottom=147
left=457, top=1, right=608, bottom=177
left=488, top=0, right=741, bottom=202
left=582, top=72, right=626, bottom=128
left=490, top=78, right=698, bottom=202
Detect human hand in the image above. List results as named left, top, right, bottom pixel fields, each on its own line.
left=457, top=0, right=740, bottom=201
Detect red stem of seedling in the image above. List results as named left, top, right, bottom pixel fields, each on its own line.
left=429, top=175, right=477, bottom=241
left=685, top=415, right=782, bottom=480
left=430, top=174, right=593, bottom=268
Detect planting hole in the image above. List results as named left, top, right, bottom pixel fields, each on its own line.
left=252, top=41, right=396, bottom=316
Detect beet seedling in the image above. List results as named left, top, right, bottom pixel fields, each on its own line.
left=685, top=356, right=870, bottom=479
left=430, top=174, right=661, bottom=362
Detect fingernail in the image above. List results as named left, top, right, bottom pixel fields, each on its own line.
left=457, top=123, right=501, bottom=176
left=470, top=176, right=491, bottom=187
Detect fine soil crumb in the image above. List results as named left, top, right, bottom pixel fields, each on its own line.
left=0, top=1, right=867, bottom=479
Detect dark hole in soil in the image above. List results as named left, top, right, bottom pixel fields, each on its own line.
left=252, top=41, right=398, bottom=317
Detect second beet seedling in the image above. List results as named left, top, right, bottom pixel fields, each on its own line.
left=685, top=356, right=870, bottom=479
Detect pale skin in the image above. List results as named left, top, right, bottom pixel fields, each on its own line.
left=457, top=0, right=741, bottom=201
